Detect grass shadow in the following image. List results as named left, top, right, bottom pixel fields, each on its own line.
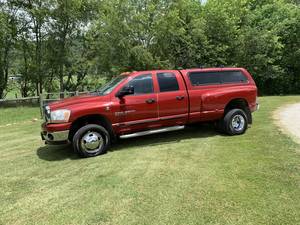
left=111, top=123, right=220, bottom=151
left=37, top=123, right=221, bottom=161
left=36, top=143, right=80, bottom=161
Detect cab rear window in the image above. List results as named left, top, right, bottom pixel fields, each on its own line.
left=189, top=71, right=248, bottom=86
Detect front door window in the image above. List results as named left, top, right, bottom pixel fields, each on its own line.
left=123, top=74, right=154, bottom=95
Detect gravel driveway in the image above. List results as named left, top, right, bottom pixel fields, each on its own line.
left=275, top=103, right=300, bottom=144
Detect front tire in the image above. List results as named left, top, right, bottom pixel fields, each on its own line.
left=222, top=109, right=248, bottom=135
left=73, top=124, right=110, bottom=158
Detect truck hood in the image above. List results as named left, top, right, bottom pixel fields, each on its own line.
left=48, top=94, right=108, bottom=110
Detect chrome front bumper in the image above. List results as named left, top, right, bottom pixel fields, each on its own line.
left=41, top=130, right=70, bottom=144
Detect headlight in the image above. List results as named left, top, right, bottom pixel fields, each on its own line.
left=45, top=106, right=50, bottom=115
left=50, top=109, right=71, bottom=123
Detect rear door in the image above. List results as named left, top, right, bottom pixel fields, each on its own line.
left=155, top=71, right=188, bottom=126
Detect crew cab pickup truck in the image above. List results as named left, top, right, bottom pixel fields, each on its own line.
left=41, top=68, right=259, bottom=157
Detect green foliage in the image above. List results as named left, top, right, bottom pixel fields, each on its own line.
left=234, top=0, right=300, bottom=94
left=0, top=0, right=300, bottom=96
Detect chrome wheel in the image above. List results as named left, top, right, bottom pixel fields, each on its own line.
left=231, top=115, right=245, bottom=132
left=80, top=131, right=104, bottom=153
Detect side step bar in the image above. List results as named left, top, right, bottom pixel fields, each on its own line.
left=119, top=125, right=185, bottom=139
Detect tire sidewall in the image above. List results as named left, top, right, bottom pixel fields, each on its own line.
left=224, top=109, right=248, bottom=135
left=73, top=124, right=110, bottom=157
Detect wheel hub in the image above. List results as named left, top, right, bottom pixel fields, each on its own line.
left=231, top=115, right=245, bottom=131
left=81, top=132, right=103, bottom=153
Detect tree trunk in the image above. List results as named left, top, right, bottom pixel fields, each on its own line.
left=59, top=65, right=64, bottom=99
left=0, top=44, right=10, bottom=99
left=0, top=68, right=9, bottom=99
left=0, top=69, right=5, bottom=99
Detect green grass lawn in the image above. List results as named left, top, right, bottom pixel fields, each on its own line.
left=0, top=107, right=40, bottom=125
left=0, top=96, right=300, bottom=225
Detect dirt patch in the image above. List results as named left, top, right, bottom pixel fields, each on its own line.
left=274, top=103, right=300, bottom=144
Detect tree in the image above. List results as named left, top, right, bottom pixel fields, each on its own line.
left=49, top=0, right=96, bottom=93
left=0, top=1, right=18, bottom=98
left=278, top=2, right=300, bottom=93
left=12, top=0, right=51, bottom=95
left=154, top=0, right=208, bottom=68
left=1, top=0, right=300, bottom=97
left=235, top=0, right=299, bottom=94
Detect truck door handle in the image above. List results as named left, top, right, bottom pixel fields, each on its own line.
left=146, top=98, right=156, bottom=104
left=176, top=96, right=184, bottom=101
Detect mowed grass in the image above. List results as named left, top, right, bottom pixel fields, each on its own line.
left=0, top=96, right=300, bottom=225
left=0, top=107, right=40, bottom=125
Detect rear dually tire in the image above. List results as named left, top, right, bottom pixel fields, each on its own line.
left=222, top=109, right=248, bottom=135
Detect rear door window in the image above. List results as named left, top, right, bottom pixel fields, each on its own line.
left=157, top=72, right=180, bottom=92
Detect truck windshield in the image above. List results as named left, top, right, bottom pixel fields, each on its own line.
left=97, top=76, right=127, bottom=95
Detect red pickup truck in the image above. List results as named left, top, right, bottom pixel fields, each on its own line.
left=41, top=68, right=259, bottom=157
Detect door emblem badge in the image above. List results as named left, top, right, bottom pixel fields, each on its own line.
left=115, top=110, right=136, bottom=116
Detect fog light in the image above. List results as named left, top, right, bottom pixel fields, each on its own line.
left=47, top=134, right=54, bottom=140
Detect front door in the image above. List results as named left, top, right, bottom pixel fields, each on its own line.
left=117, top=73, right=158, bottom=133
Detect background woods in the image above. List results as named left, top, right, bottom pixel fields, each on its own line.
left=0, top=0, right=299, bottom=98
